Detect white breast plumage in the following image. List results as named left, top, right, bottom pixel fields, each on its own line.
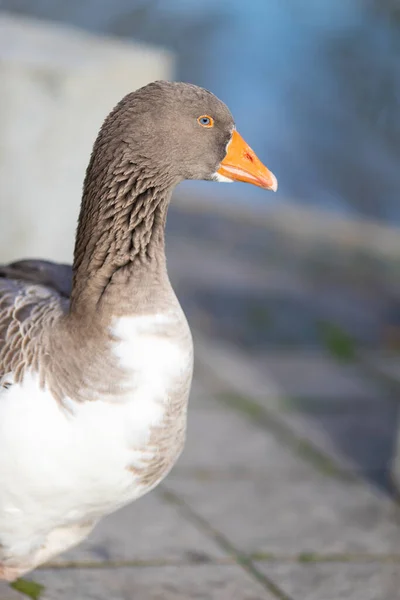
left=112, top=312, right=191, bottom=397
left=0, top=310, right=193, bottom=573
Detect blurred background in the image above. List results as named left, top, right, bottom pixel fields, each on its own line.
left=1, top=3, right=400, bottom=595
left=2, top=0, right=400, bottom=218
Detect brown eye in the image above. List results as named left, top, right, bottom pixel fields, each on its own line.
left=197, top=115, right=214, bottom=128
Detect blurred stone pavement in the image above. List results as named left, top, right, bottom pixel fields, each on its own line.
left=3, top=201, right=400, bottom=600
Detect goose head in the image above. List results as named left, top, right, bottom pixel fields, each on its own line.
left=100, top=80, right=277, bottom=192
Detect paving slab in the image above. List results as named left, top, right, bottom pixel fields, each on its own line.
left=59, top=492, right=226, bottom=564
left=0, top=583, right=26, bottom=600
left=35, top=565, right=274, bottom=600
left=194, top=338, right=390, bottom=416
left=257, top=561, right=400, bottom=600
left=360, top=351, right=400, bottom=492
left=361, top=350, right=400, bottom=384
left=168, top=237, right=309, bottom=298
left=281, top=408, right=398, bottom=472
left=193, top=337, right=283, bottom=407
left=188, top=377, right=221, bottom=411
left=256, top=351, right=388, bottom=404
left=176, top=405, right=300, bottom=473
left=165, top=470, right=400, bottom=555
left=194, top=338, right=398, bottom=487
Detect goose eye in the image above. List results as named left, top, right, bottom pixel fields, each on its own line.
left=197, top=115, right=214, bottom=128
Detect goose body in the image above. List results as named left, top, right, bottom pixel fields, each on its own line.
left=0, top=81, right=276, bottom=580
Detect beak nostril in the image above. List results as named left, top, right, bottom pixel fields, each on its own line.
left=244, top=151, right=254, bottom=163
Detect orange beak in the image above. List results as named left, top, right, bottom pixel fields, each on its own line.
left=217, top=130, right=277, bottom=191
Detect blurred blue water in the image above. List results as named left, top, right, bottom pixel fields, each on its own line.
left=1, top=0, right=399, bottom=221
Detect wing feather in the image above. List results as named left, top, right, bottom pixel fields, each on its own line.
left=0, top=260, right=72, bottom=381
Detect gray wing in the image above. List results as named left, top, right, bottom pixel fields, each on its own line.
left=0, top=259, right=72, bottom=298
left=0, top=260, right=72, bottom=381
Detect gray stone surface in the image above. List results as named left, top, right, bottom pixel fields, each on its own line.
left=393, top=427, right=400, bottom=493
left=175, top=405, right=299, bottom=473
left=255, top=351, right=387, bottom=403
left=257, top=562, right=400, bottom=600
left=193, top=337, right=283, bottom=408
left=360, top=351, right=400, bottom=492
left=166, top=471, right=400, bottom=555
left=194, top=337, right=399, bottom=488
left=168, top=237, right=309, bottom=297
left=35, top=566, right=273, bottom=600
left=0, top=583, right=26, bottom=600
left=60, top=491, right=226, bottom=564
left=361, top=351, right=400, bottom=384
left=281, top=408, right=399, bottom=472
left=188, top=377, right=221, bottom=411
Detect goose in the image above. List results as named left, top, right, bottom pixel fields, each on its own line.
left=0, top=81, right=277, bottom=582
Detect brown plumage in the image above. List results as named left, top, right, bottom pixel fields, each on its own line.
left=0, top=80, right=276, bottom=581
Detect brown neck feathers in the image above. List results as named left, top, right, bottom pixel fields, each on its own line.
left=70, top=148, right=173, bottom=315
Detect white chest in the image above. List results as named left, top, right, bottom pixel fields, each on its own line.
left=0, top=311, right=193, bottom=538
left=109, top=311, right=194, bottom=481
left=112, top=312, right=193, bottom=398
